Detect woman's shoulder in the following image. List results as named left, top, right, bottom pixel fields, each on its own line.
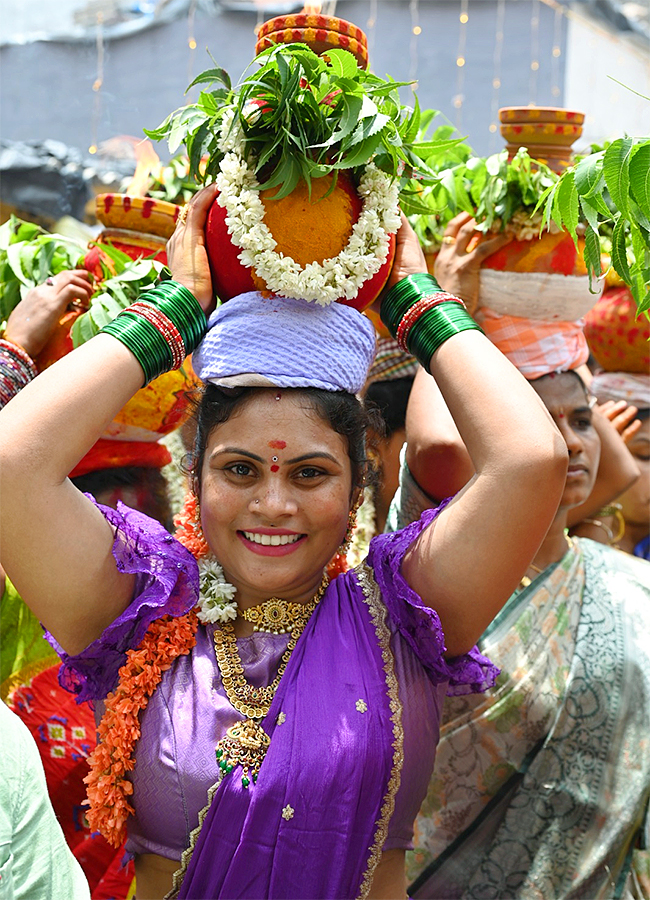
left=53, top=497, right=200, bottom=705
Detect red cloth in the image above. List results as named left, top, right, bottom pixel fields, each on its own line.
left=69, top=438, right=172, bottom=478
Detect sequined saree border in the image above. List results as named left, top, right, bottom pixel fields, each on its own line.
left=165, top=562, right=404, bottom=900
left=355, top=562, right=405, bottom=900
left=166, top=768, right=226, bottom=899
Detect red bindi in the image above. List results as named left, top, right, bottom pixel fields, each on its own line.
left=270, top=464, right=279, bottom=472
left=268, top=440, right=287, bottom=450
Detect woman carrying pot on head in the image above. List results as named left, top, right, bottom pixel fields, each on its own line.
left=392, top=216, right=650, bottom=900
left=0, top=186, right=567, bottom=900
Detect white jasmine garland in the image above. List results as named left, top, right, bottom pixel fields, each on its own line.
left=215, top=120, right=400, bottom=306
left=197, top=556, right=238, bottom=625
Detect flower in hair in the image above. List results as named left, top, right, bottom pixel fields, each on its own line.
left=197, top=557, right=238, bottom=624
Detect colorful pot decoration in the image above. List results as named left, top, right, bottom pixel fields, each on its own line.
left=144, top=11, right=451, bottom=314
left=94, top=193, right=182, bottom=264
left=584, top=286, right=650, bottom=373
left=499, top=107, right=585, bottom=174
left=476, top=107, right=601, bottom=321
left=255, top=13, right=369, bottom=69
left=206, top=170, right=396, bottom=312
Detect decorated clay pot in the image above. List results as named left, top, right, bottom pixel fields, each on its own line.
left=584, top=286, right=650, bottom=373
left=475, top=230, right=601, bottom=320
left=94, top=194, right=182, bottom=264
left=471, top=106, right=601, bottom=320
left=205, top=171, right=395, bottom=312
left=499, top=107, right=585, bottom=174
left=255, top=13, right=369, bottom=69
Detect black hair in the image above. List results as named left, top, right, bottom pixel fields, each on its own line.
left=191, top=384, right=382, bottom=496
left=364, top=376, right=414, bottom=437
left=71, top=466, right=172, bottom=530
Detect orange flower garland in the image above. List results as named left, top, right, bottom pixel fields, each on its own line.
left=84, top=610, right=199, bottom=847
left=84, top=491, right=205, bottom=848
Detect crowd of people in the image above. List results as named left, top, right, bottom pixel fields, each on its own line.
left=0, top=162, right=648, bottom=900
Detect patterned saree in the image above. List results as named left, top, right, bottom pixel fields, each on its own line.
left=407, top=538, right=650, bottom=900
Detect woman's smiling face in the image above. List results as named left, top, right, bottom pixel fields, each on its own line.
left=199, top=390, right=353, bottom=605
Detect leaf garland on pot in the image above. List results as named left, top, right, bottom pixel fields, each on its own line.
left=145, top=43, right=457, bottom=205
left=409, top=146, right=560, bottom=253
left=534, top=137, right=650, bottom=315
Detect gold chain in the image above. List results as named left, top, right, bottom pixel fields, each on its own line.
left=213, top=573, right=329, bottom=719
left=213, top=573, right=329, bottom=787
left=238, top=574, right=329, bottom=634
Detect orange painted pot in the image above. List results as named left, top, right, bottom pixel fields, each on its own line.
left=94, top=194, right=182, bottom=265
left=499, top=107, right=584, bottom=173
left=256, top=13, right=368, bottom=69
left=584, top=286, right=650, bottom=373
left=478, top=230, right=587, bottom=277
left=472, top=230, right=601, bottom=320
left=205, top=172, right=395, bottom=312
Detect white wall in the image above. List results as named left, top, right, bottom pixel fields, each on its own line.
left=564, top=6, right=650, bottom=149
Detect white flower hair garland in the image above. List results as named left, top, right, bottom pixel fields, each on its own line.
left=215, top=111, right=401, bottom=306
left=197, top=556, right=238, bottom=624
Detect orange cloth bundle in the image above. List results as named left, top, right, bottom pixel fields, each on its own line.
left=69, top=439, right=172, bottom=478
left=477, top=308, right=589, bottom=379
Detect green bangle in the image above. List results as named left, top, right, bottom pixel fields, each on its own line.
left=381, top=273, right=444, bottom=335
left=407, top=303, right=483, bottom=373
left=101, top=279, right=207, bottom=384
left=140, top=280, right=207, bottom=353
left=102, top=313, right=172, bottom=384
left=380, top=273, right=483, bottom=373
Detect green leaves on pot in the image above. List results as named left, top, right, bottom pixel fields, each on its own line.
left=144, top=43, right=458, bottom=203
left=536, top=137, right=650, bottom=313
left=0, top=216, right=86, bottom=322
left=0, top=215, right=164, bottom=346
left=410, top=147, right=558, bottom=251
left=70, top=243, right=164, bottom=348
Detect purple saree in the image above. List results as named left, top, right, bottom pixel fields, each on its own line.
left=51, top=500, right=497, bottom=899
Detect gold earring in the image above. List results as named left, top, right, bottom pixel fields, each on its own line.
left=340, top=494, right=363, bottom=554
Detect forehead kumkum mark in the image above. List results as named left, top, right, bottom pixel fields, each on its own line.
left=270, top=464, right=279, bottom=472
left=269, top=440, right=287, bottom=449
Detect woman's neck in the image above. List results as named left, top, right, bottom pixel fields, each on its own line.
left=616, top=520, right=648, bottom=555
left=529, top=509, right=571, bottom=573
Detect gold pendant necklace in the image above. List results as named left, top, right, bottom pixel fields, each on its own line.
left=238, top=575, right=329, bottom=633
left=213, top=573, right=329, bottom=788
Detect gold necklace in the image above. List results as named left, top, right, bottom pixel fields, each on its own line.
left=213, top=573, right=329, bottom=788
left=238, top=576, right=329, bottom=634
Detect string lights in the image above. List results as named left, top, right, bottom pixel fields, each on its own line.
left=187, top=0, right=198, bottom=89
left=409, top=0, right=420, bottom=91
left=529, top=0, right=540, bottom=105
left=453, top=0, right=469, bottom=130
left=367, top=0, right=377, bottom=64
left=488, top=0, right=506, bottom=153
left=551, top=5, right=563, bottom=99
left=89, top=11, right=104, bottom=155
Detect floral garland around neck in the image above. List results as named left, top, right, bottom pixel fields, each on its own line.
left=215, top=109, right=401, bottom=306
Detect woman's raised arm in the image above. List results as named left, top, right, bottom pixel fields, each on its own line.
left=383, top=217, right=568, bottom=656
left=0, top=186, right=218, bottom=654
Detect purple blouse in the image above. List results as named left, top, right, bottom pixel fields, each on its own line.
left=52, top=500, right=497, bottom=863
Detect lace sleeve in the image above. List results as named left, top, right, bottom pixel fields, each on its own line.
left=366, top=500, right=499, bottom=695
left=45, top=496, right=199, bottom=705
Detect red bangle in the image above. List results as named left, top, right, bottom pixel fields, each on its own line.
left=396, top=294, right=466, bottom=352
left=128, top=302, right=186, bottom=370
